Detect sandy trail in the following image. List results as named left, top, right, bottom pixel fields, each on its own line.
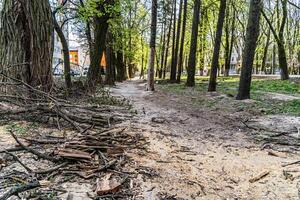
left=111, top=80, right=300, bottom=200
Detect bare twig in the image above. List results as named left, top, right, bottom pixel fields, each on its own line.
left=0, top=181, right=41, bottom=200
left=4, top=151, right=32, bottom=173
left=10, top=132, right=60, bottom=162
left=35, top=162, right=69, bottom=175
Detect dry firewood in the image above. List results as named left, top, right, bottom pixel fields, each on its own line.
left=282, top=160, right=300, bottom=167
left=0, top=180, right=49, bottom=200
left=64, top=144, right=114, bottom=150
left=54, top=148, right=92, bottom=160
left=0, top=147, right=24, bottom=154
left=97, top=127, right=127, bottom=136
left=4, top=151, right=32, bottom=173
left=34, top=162, right=69, bottom=175
left=55, top=109, right=83, bottom=132
left=249, top=171, right=270, bottom=183
left=62, top=171, right=99, bottom=179
left=24, top=138, right=66, bottom=144
left=10, top=132, right=60, bottom=162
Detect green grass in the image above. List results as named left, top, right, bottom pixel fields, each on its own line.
left=251, top=79, right=300, bottom=94
left=5, top=122, right=38, bottom=135
left=157, top=76, right=300, bottom=116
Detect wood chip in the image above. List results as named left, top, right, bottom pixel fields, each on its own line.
left=249, top=171, right=270, bottom=183
left=268, top=150, right=282, bottom=157
left=96, top=173, right=123, bottom=195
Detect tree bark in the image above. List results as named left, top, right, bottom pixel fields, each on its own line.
left=208, top=0, right=227, bottom=92
left=170, top=0, right=177, bottom=82
left=52, top=11, right=71, bottom=89
left=159, top=17, right=167, bottom=79
left=198, top=10, right=208, bottom=76
left=0, top=0, right=53, bottom=93
left=237, top=0, right=262, bottom=100
left=261, top=28, right=271, bottom=74
left=86, top=1, right=113, bottom=90
left=147, top=0, right=157, bottom=91
left=186, top=0, right=201, bottom=87
left=224, top=7, right=235, bottom=77
left=176, top=0, right=188, bottom=83
left=116, top=51, right=126, bottom=81
left=261, top=0, right=289, bottom=80
left=170, top=0, right=183, bottom=82
left=163, top=2, right=174, bottom=80
left=105, top=31, right=115, bottom=86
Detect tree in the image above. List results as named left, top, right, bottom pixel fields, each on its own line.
left=0, top=0, right=53, bottom=92
left=105, top=31, right=116, bottom=86
left=53, top=0, right=71, bottom=89
left=170, top=0, right=183, bottom=82
left=86, top=0, right=115, bottom=89
left=147, top=0, right=158, bottom=91
left=236, top=0, right=262, bottom=100
left=186, top=0, right=201, bottom=87
left=208, top=0, right=227, bottom=92
left=261, top=0, right=289, bottom=80
left=163, top=1, right=174, bottom=79
left=170, top=0, right=177, bottom=82
left=224, top=2, right=236, bottom=77
left=176, top=0, right=188, bottom=83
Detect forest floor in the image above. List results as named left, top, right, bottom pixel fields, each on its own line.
left=110, top=78, right=300, bottom=200
left=0, top=78, right=299, bottom=200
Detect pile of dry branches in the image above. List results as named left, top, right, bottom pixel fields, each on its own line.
left=0, top=74, right=145, bottom=199
left=0, top=90, right=132, bottom=132
left=0, top=126, right=146, bottom=199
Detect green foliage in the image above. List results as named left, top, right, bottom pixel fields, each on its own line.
left=79, top=0, right=120, bottom=20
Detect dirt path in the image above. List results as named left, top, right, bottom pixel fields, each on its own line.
left=111, top=80, right=300, bottom=200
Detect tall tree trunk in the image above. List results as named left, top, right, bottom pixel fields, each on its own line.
left=170, top=0, right=183, bottom=82
left=170, top=0, right=177, bottom=82
left=140, top=34, right=145, bottom=79
left=272, top=44, right=276, bottom=74
left=198, top=11, right=208, bottom=76
left=163, top=3, right=174, bottom=80
left=176, top=0, right=187, bottom=83
left=116, top=51, right=125, bottom=81
left=224, top=3, right=230, bottom=76
left=237, top=0, right=262, bottom=100
left=105, top=31, right=115, bottom=86
left=261, top=28, right=271, bottom=74
left=0, top=0, right=53, bottom=93
left=224, top=8, right=235, bottom=77
left=53, top=11, right=71, bottom=89
left=261, top=0, right=289, bottom=80
left=157, top=24, right=164, bottom=78
left=186, top=0, right=201, bottom=87
left=86, top=2, right=112, bottom=89
left=277, top=0, right=289, bottom=80
left=147, top=0, right=157, bottom=91
left=159, top=17, right=167, bottom=79
left=208, top=0, right=227, bottom=92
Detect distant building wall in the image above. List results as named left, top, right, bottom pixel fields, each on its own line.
left=70, top=50, right=79, bottom=65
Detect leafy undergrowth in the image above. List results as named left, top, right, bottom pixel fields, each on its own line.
left=157, top=76, right=300, bottom=116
